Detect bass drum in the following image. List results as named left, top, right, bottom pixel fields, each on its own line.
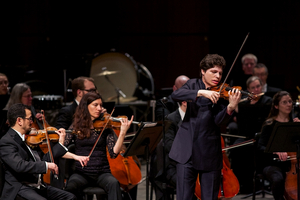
left=90, top=52, right=154, bottom=103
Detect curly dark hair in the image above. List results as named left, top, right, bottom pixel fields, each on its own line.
left=199, top=54, right=226, bottom=77
left=73, top=92, right=103, bottom=139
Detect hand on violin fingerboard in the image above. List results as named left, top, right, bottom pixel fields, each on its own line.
left=227, top=88, right=241, bottom=114
left=119, top=116, right=134, bottom=136
left=56, top=128, right=66, bottom=144
left=101, top=107, right=107, bottom=114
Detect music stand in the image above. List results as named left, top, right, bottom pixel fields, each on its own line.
left=123, top=120, right=171, bottom=200
left=265, top=122, right=300, bottom=200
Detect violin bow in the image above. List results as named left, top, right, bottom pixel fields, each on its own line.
left=219, top=32, right=250, bottom=94
left=87, top=107, right=115, bottom=158
left=41, top=110, right=58, bottom=179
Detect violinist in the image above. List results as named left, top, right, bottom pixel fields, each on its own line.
left=0, top=103, right=77, bottom=200
left=229, top=76, right=272, bottom=193
left=0, top=83, right=43, bottom=138
left=169, top=54, right=241, bottom=200
left=257, top=91, right=300, bottom=200
left=64, top=92, right=133, bottom=200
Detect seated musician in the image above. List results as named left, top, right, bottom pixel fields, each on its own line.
left=0, top=83, right=59, bottom=138
left=55, top=76, right=98, bottom=130
left=0, top=103, right=88, bottom=200
left=257, top=91, right=300, bottom=200
left=64, top=92, right=133, bottom=200
left=229, top=76, right=273, bottom=193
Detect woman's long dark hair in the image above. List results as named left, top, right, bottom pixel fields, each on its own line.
left=264, top=91, right=292, bottom=125
left=73, top=92, right=102, bottom=139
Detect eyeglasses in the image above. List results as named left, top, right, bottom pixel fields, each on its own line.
left=23, top=116, right=33, bottom=121
left=82, top=88, right=97, bottom=93
left=22, top=94, right=32, bottom=99
left=0, top=81, right=9, bottom=85
left=279, top=100, right=293, bottom=105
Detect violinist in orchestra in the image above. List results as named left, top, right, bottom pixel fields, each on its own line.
left=229, top=53, right=257, bottom=90
left=169, top=54, right=241, bottom=200
left=0, top=103, right=80, bottom=200
left=0, top=83, right=42, bottom=139
left=257, top=91, right=300, bottom=200
left=229, top=75, right=273, bottom=194
left=64, top=92, right=133, bottom=200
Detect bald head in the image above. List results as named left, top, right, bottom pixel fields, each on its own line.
left=173, top=75, right=190, bottom=91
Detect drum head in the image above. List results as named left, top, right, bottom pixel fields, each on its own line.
left=90, top=52, right=138, bottom=102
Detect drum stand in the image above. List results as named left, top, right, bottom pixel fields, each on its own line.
left=104, top=74, right=126, bottom=104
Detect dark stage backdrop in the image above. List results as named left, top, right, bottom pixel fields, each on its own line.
left=0, top=0, right=300, bottom=100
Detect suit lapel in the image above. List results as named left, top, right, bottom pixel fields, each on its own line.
left=10, top=130, right=35, bottom=161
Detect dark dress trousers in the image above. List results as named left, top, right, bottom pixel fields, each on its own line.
left=169, top=78, right=232, bottom=200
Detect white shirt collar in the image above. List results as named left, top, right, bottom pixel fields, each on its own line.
left=75, top=99, right=79, bottom=105
left=178, top=107, right=185, bottom=121
left=262, top=83, right=267, bottom=93
left=12, top=128, right=25, bottom=141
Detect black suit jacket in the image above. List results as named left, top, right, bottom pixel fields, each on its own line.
left=156, top=109, right=181, bottom=179
left=169, top=78, right=232, bottom=171
left=55, top=101, right=78, bottom=129
left=0, top=128, right=67, bottom=200
left=265, top=85, right=281, bottom=98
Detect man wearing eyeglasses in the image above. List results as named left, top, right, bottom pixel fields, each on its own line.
left=0, top=103, right=77, bottom=200
left=55, top=76, right=99, bottom=130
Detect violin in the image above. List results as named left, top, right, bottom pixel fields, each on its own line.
left=208, top=83, right=258, bottom=101
left=93, top=113, right=140, bottom=131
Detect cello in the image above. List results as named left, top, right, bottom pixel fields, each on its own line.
left=284, top=152, right=298, bottom=200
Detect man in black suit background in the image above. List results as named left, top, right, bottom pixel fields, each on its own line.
left=155, top=75, right=189, bottom=121
left=55, top=76, right=98, bottom=129
left=154, top=100, right=187, bottom=200
left=169, top=54, right=241, bottom=200
left=253, top=63, right=281, bottom=98
left=0, top=103, right=77, bottom=200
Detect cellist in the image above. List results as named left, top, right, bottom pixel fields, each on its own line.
left=169, top=54, right=241, bottom=200
left=257, top=91, right=300, bottom=200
